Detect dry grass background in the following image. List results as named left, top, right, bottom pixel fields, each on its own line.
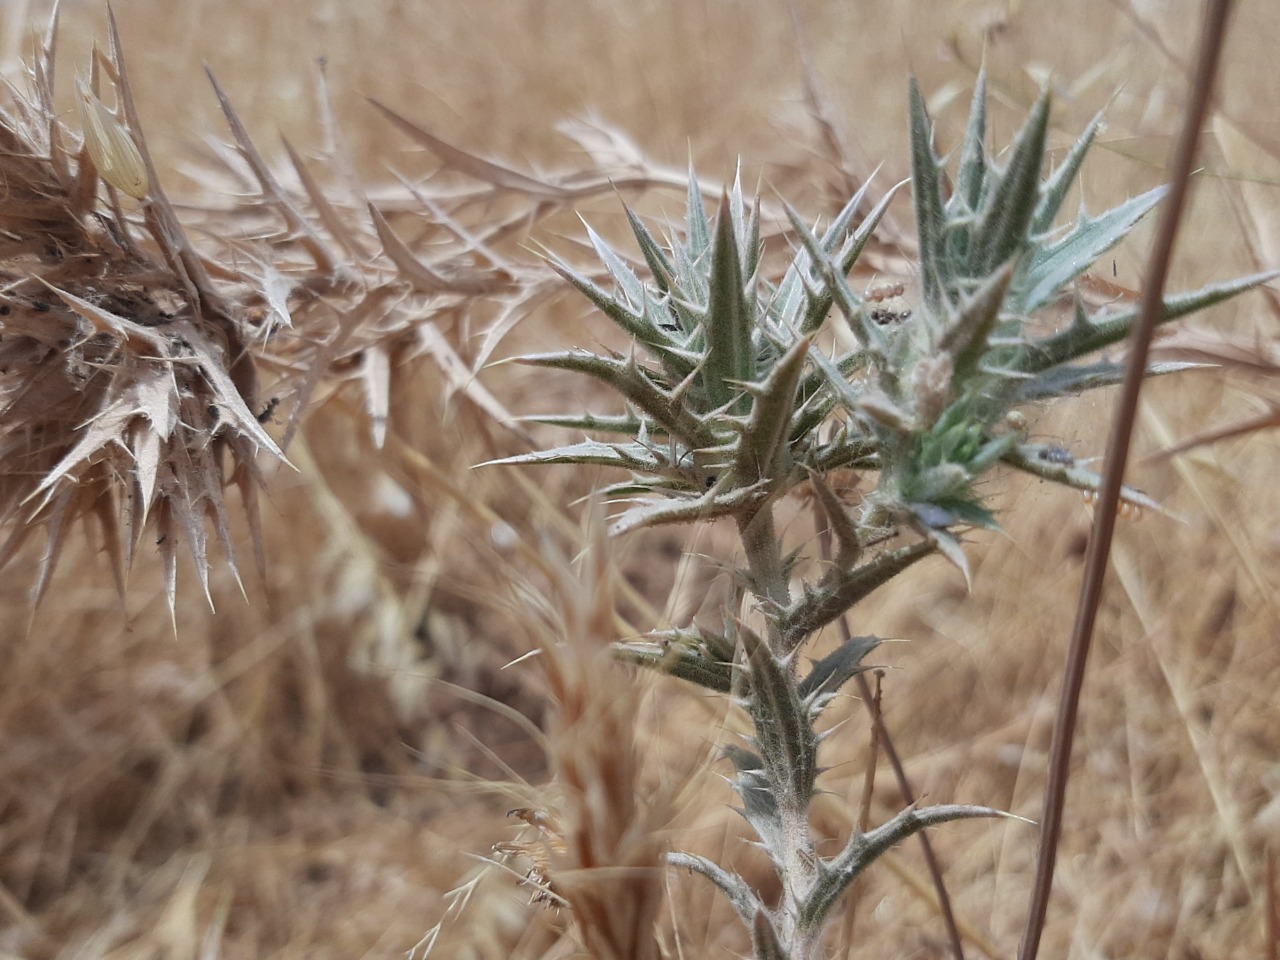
left=0, top=1, right=1277, bottom=957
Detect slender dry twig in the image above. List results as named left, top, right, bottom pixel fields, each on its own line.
left=1018, top=3, right=1238, bottom=958
left=817, top=519, right=967, bottom=960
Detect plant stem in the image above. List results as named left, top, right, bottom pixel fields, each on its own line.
left=1017, top=2, right=1236, bottom=958
left=737, top=504, right=791, bottom=647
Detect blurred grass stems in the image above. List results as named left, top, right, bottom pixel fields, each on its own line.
left=1018, top=3, right=1239, bottom=959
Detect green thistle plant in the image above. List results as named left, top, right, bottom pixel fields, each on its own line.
left=488, top=74, right=1272, bottom=959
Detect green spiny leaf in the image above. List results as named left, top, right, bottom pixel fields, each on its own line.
left=724, top=746, right=786, bottom=852
left=939, top=260, right=1014, bottom=382
left=752, top=909, right=788, bottom=960
left=800, top=804, right=1009, bottom=933
left=1003, top=443, right=1164, bottom=514
left=802, top=180, right=909, bottom=336
left=583, top=220, right=648, bottom=313
left=784, top=201, right=886, bottom=355
left=608, top=481, right=772, bottom=536
left=526, top=410, right=655, bottom=435
left=624, top=202, right=678, bottom=298
left=613, top=627, right=738, bottom=693
left=952, top=69, right=988, bottom=215
left=774, top=177, right=875, bottom=327
left=686, top=160, right=711, bottom=261
left=909, top=76, right=948, bottom=311
left=805, top=471, right=863, bottom=569
left=783, top=540, right=935, bottom=649
left=666, top=851, right=761, bottom=927
left=972, top=88, right=1051, bottom=275
left=516, top=350, right=711, bottom=445
left=703, top=192, right=756, bottom=411
left=480, top=439, right=666, bottom=472
left=1032, top=111, right=1104, bottom=234
left=1017, top=271, right=1279, bottom=373
left=740, top=624, right=818, bottom=811
left=1020, top=185, right=1166, bottom=312
left=733, top=336, right=810, bottom=482
left=546, top=253, right=662, bottom=345
left=799, top=635, right=881, bottom=704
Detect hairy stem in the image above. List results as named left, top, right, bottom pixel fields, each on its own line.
left=737, top=504, right=791, bottom=647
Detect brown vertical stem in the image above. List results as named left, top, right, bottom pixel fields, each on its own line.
left=1017, top=3, right=1236, bottom=958
left=816, top=522, right=967, bottom=960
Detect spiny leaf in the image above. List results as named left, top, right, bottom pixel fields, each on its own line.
left=752, top=909, right=788, bottom=960
left=516, top=350, right=710, bottom=446
left=623, top=203, right=678, bottom=299
left=939, top=260, right=1014, bottom=381
left=685, top=159, right=711, bottom=261
left=805, top=472, right=863, bottom=569
left=666, top=852, right=760, bottom=927
left=917, top=525, right=971, bottom=590
left=800, top=179, right=907, bottom=336
left=1018, top=358, right=1204, bottom=400
left=703, top=193, right=755, bottom=412
left=525, top=411, right=654, bottom=435
left=952, top=70, right=988, bottom=214
left=800, top=803, right=1012, bottom=932
left=799, top=635, right=881, bottom=703
left=784, top=201, right=886, bottom=354
left=1019, top=185, right=1166, bottom=312
left=583, top=220, right=649, bottom=315
left=1032, top=111, right=1104, bottom=234
left=723, top=746, right=786, bottom=852
left=608, top=482, right=771, bottom=536
left=774, top=175, right=875, bottom=326
left=369, top=97, right=573, bottom=199
left=733, top=336, right=810, bottom=482
left=206, top=67, right=338, bottom=276
left=972, top=89, right=1051, bottom=275
left=1002, top=443, right=1165, bottom=515
left=1017, top=271, right=1279, bottom=373
left=740, top=624, right=818, bottom=809
left=908, top=76, right=947, bottom=311
left=369, top=203, right=504, bottom=295
left=783, top=540, right=936, bottom=649
left=613, top=627, right=738, bottom=693
left=481, top=439, right=666, bottom=473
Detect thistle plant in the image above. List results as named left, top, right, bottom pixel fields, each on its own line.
left=489, top=76, right=1269, bottom=958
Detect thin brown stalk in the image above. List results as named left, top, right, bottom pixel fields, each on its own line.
left=849, top=643, right=967, bottom=960
left=1267, top=847, right=1278, bottom=960
left=816, top=520, right=967, bottom=960
left=1017, top=3, right=1237, bottom=959
left=838, top=670, right=882, bottom=953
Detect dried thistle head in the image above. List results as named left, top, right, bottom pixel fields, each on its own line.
left=0, top=17, right=532, bottom=613
left=0, top=12, right=281, bottom=612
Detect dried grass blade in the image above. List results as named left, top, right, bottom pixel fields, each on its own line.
left=360, top=345, right=391, bottom=448
left=282, top=136, right=369, bottom=262
left=105, top=6, right=221, bottom=313
left=368, top=98, right=574, bottom=199
left=205, top=67, right=341, bottom=277
left=416, top=324, right=531, bottom=443
left=368, top=202, right=505, bottom=294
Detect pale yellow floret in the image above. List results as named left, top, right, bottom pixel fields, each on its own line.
left=74, top=74, right=149, bottom=201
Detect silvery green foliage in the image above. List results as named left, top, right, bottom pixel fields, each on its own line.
left=494, top=81, right=1265, bottom=567
left=488, top=76, right=1270, bottom=959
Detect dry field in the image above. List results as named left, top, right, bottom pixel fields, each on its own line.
left=0, top=1, right=1277, bottom=958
